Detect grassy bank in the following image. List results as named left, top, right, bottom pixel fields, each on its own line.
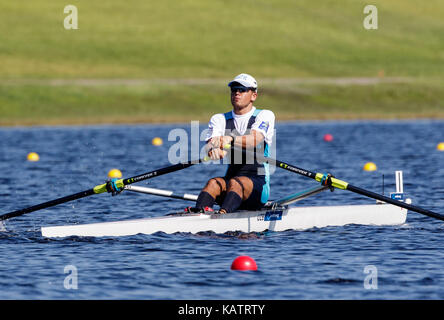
left=0, top=0, right=443, bottom=125
left=1, top=78, right=443, bottom=126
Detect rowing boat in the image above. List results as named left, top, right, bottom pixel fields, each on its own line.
left=41, top=171, right=409, bottom=238
left=41, top=203, right=407, bottom=238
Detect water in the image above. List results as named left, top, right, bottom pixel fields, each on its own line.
left=0, top=120, right=443, bottom=300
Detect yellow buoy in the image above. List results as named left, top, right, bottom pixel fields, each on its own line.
left=152, top=137, right=163, bottom=146
left=437, top=142, right=444, bottom=151
left=27, top=152, right=40, bottom=162
left=363, top=162, right=377, bottom=171
left=108, top=168, right=122, bottom=179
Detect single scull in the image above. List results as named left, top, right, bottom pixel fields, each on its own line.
left=41, top=172, right=409, bottom=238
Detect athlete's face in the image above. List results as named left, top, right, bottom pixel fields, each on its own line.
left=230, top=86, right=257, bottom=112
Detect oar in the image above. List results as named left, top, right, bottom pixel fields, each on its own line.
left=0, top=162, right=195, bottom=221
left=237, top=147, right=444, bottom=222
left=277, top=158, right=444, bottom=221
left=0, top=149, right=227, bottom=221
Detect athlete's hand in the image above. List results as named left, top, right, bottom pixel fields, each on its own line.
left=208, top=137, right=221, bottom=149
left=220, top=135, right=234, bottom=148
left=209, top=136, right=233, bottom=149
left=208, top=148, right=227, bottom=160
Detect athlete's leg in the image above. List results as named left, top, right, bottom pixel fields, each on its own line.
left=195, top=177, right=227, bottom=209
left=219, top=176, right=254, bottom=213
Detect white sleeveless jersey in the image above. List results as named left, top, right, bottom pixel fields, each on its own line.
left=205, top=107, right=275, bottom=145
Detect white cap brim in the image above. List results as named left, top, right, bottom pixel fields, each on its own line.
left=228, top=80, right=255, bottom=88
left=227, top=73, right=258, bottom=90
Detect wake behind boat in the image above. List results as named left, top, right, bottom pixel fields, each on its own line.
left=41, top=172, right=409, bottom=238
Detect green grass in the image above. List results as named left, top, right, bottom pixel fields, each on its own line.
left=0, top=0, right=443, bottom=125
left=1, top=79, right=443, bottom=126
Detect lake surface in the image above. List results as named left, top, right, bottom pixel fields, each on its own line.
left=0, top=120, right=443, bottom=300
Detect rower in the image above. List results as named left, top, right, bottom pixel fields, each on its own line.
left=188, top=73, right=275, bottom=214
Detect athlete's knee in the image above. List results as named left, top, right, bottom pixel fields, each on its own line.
left=205, top=177, right=225, bottom=194
left=229, top=177, right=255, bottom=200
left=227, top=178, right=243, bottom=194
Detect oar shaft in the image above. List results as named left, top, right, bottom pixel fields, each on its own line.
left=347, top=184, right=444, bottom=221
left=0, top=189, right=95, bottom=221
left=91, top=162, right=196, bottom=194
left=124, top=162, right=195, bottom=185
left=0, top=142, right=230, bottom=221
left=238, top=147, right=444, bottom=222
left=253, top=154, right=318, bottom=179
left=279, top=160, right=444, bottom=221
left=277, top=159, right=444, bottom=220
left=0, top=161, right=198, bottom=221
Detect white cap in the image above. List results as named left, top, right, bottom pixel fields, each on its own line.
left=228, top=73, right=258, bottom=91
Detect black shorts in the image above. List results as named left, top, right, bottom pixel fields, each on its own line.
left=215, top=175, right=266, bottom=211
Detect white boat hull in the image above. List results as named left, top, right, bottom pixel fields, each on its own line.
left=41, top=203, right=407, bottom=238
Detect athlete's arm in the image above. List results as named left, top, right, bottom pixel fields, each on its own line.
left=205, top=114, right=229, bottom=160
left=231, top=130, right=265, bottom=149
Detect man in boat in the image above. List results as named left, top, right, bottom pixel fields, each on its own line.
left=189, top=73, right=275, bottom=214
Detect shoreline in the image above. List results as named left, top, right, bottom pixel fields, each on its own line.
left=1, top=117, right=443, bottom=129
left=0, top=76, right=414, bottom=86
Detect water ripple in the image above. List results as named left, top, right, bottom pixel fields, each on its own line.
left=0, top=121, right=443, bottom=299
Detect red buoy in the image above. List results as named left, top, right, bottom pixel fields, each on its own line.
left=231, top=256, right=258, bottom=271
left=323, top=134, right=334, bottom=142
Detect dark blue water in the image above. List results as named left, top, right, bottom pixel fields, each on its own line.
left=0, top=121, right=443, bottom=299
